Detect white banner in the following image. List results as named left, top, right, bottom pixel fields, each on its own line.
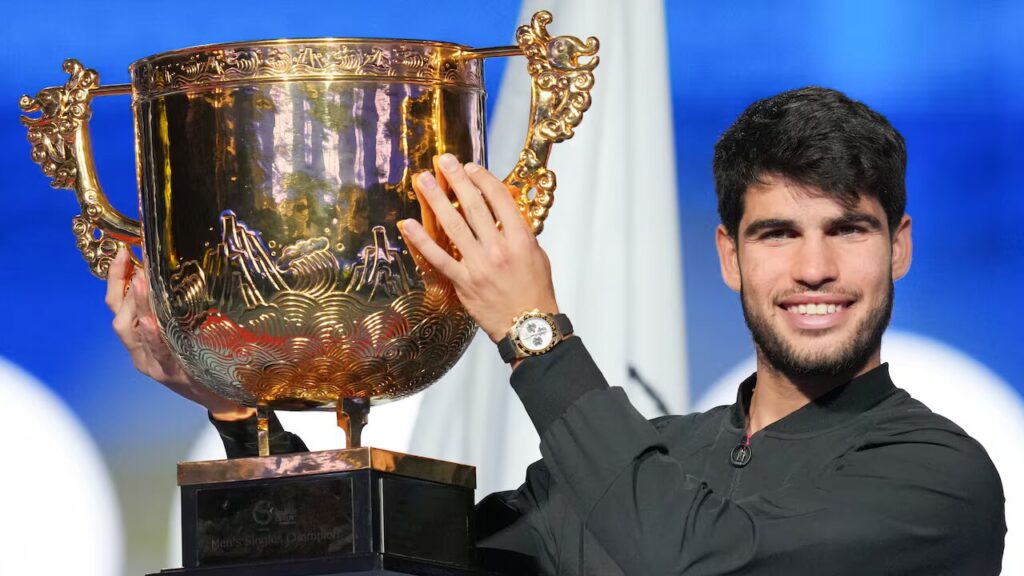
left=409, top=0, right=688, bottom=496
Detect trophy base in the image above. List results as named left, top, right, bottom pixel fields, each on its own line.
left=149, top=550, right=532, bottom=575
left=157, top=447, right=519, bottom=575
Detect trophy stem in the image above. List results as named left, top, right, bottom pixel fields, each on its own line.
left=256, top=405, right=270, bottom=457
left=337, top=397, right=370, bottom=449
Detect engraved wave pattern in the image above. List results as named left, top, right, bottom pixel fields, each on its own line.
left=280, top=237, right=339, bottom=298
left=162, top=233, right=477, bottom=408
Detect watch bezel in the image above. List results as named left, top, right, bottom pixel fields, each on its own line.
left=510, top=310, right=562, bottom=358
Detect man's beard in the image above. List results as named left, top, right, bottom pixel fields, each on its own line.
left=741, top=281, right=893, bottom=380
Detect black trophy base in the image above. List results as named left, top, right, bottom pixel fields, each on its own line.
left=155, top=448, right=528, bottom=576
left=148, top=550, right=531, bottom=575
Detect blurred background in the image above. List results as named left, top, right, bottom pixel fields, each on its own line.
left=0, top=1, right=1020, bottom=574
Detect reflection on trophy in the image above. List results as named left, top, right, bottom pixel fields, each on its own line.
left=21, top=11, right=597, bottom=575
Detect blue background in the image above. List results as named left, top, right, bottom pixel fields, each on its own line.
left=0, top=1, right=1020, bottom=571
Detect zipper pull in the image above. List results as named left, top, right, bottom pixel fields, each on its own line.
left=730, top=435, right=752, bottom=467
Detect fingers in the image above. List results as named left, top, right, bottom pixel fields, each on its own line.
left=111, top=275, right=139, bottom=347
left=413, top=170, right=479, bottom=257
left=436, top=154, right=500, bottom=244
left=138, top=313, right=177, bottom=374
left=102, top=248, right=231, bottom=407
left=105, top=248, right=133, bottom=312
left=463, top=162, right=533, bottom=243
left=399, top=218, right=464, bottom=282
left=110, top=260, right=152, bottom=376
left=110, top=275, right=168, bottom=376
left=131, top=266, right=155, bottom=323
left=126, top=270, right=182, bottom=375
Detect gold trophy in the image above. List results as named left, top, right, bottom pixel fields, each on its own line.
left=21, top=11, right=597, bottom=576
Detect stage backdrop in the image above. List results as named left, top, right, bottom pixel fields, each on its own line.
left=0, top=1, right=1020, bottom=575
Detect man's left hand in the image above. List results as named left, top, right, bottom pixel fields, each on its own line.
left=400, top=153, right=559, bottom=343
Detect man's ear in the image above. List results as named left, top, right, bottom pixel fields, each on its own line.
left=716, top=225, right=742, bottom=292
left=891, top=215, right=912, bottom=280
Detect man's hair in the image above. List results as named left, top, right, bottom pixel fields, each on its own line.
left=713, top=87, right=906, bottom=237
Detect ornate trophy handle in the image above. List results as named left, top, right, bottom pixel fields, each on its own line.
left=464, top=10, right=600, bottom=235
left=20, top=59, right=141, bottom=279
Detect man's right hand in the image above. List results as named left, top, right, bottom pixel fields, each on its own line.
left=106, top=248, right=255, bottom=421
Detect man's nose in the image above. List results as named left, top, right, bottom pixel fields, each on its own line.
left=792, top=236, right=839, bottom=288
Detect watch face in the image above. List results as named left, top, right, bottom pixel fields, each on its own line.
left=516, top=317, right=555, bottom=352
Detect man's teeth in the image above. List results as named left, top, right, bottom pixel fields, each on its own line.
left=787, top=303, right=842, bottom=315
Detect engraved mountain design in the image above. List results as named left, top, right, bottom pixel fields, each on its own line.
left=346, top=225, right=417, bottom=301
left=204, top=211, right=289, bottom=311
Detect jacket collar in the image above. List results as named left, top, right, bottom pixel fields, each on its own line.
left=729, top=363, right=897, bottom=435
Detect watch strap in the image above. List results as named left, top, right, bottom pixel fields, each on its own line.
left=497, top=335, right=518, bottom=363
left=552, top=313, right=573, bottom=337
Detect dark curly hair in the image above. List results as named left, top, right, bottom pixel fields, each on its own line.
left=713, top=87, right=906, bottom=238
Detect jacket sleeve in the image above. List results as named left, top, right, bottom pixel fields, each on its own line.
left=208, top=410, right=309, bottom=458
left=511, top=337, right=1006, bottom=575
left=474, top=460, right=557, bottom=575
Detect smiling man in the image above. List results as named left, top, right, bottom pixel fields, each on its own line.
left=398, top=86, right=1006, bottom=574
left=719, top=178, right=906, bottom=442
left=109, top=87, right=1005, bottom=574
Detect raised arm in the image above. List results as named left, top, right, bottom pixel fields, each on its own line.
left=401, top=158, right=1005, bottom=575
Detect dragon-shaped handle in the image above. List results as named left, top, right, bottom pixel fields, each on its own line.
left=467, top=10, right=600, bottom=235
left=20, top=59, right=140, bottom=279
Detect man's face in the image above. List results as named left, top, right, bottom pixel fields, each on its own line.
left=715, top=174, right=912, bottom=379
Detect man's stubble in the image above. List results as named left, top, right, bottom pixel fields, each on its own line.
left=741, top=280, right=894, bottom=381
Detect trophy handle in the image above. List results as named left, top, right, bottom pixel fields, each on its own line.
left=464, top=10, right=600, bottom=235
left=20, top=59, right=141, bottom=279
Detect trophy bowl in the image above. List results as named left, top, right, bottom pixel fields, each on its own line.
left=21, top=11, right=598, bottom=442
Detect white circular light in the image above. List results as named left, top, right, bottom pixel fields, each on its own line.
left=0, top=357, right=124, bottom=575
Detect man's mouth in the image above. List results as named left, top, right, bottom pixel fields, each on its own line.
left=777, top=296, right=856, bottom=329
left=785, top=303, right=843, bottom=316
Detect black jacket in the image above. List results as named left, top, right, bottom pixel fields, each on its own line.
left=214, top=338, right=1006, bottom=575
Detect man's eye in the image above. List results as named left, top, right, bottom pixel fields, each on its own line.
left=760, top=229, right=795, bottom=241
left=835, top=225, right=866, bottom=236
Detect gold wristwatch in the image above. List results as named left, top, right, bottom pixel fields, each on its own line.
left=497, top=309, right=574, bottom=363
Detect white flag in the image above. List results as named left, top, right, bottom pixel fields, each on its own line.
left=409, top=0, right=688, bottom=497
